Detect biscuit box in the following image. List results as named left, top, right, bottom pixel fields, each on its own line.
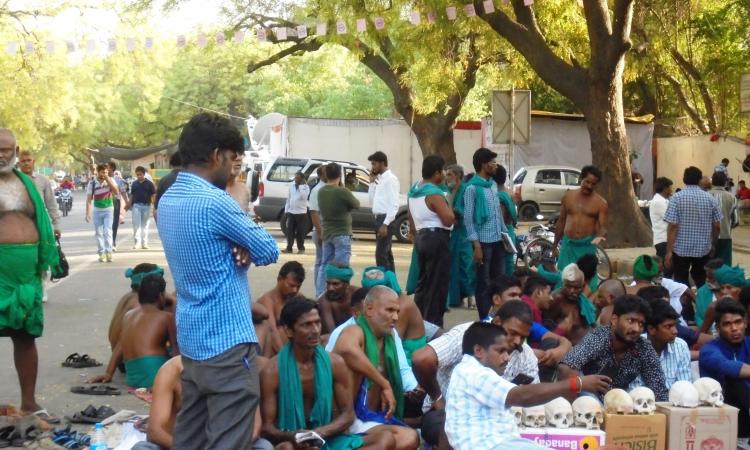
left=520, top=427, right=606, bottom=450
left=655, top=402, right=738, bottom=450
left=603, top=412, right=666, bottom=450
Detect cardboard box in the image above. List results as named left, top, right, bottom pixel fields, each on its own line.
left=655, top=402, right=738, bottom=450
left=520, top=427, right=606, bottom=450
left=603, top=413, right=667, bottom=450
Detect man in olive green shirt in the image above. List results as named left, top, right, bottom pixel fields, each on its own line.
left=317, top=164, right=359, bottom=284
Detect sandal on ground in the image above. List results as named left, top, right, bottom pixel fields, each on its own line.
left=61, top=353, right=81, bottom=367
left=62, top=354, right=102, bottom=368
left=0, top=426, right=14, bottom=449
left=70, top=385, right=121, bottom=396
left=28, top=408, right=61, bottom=424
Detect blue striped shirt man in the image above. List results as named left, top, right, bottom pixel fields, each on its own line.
left=463, top=180, right=507, bottom=243
left=158, top=172, right=279, bottom=360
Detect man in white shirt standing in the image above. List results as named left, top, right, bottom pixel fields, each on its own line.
left=368, top=151, right=400, bottom=271
left=283, top=171, right=310, bottom=254
left=309, top=166, right=327, bottom=297
left=650, top=177, right=673, bottom=262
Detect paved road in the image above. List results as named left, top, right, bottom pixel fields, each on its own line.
left=0, top=190, right=477, bottom=423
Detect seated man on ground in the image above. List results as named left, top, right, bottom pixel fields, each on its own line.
left=701, top=265, right=747, bottom=334
left=558, top=295, right=668, bottom=401
left=544, top=264, right=596, bottom=344
left=361, top=266, right=426, bottom=364
left=256, top=261, right=305, bottom=355
left=261, top=298, right=395, bottom=450
left=332, top=286, right=420, bottom=450
left=108, top=263, right=164, bottom=350
left=319, top=264, right=359, bottom=334
left=594, top=279, right=626, bottom=326
left=445, top=322, right=610, bottom=450
left=325, top=287, right=419, bottom=393
left=629, top=299, right=692, bottom=391
left=627, top=255, right=691, bottom=322
left=91, top=274, right=178, bottom=389
left=576, top=253, right=600, bottom=298
left=637, top=286, right=713, bottom=358
left=133, top=356, right=272, bottom=450
left=699, top=299, right=750, bottom=438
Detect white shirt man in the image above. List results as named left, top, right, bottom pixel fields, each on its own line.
left=284, top=179, right=309, bottom=214
left=369, top=169, right=399, bottom=226
left=368, top=151, right=400, bottom=271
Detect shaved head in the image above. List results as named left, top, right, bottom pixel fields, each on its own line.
left=599, top=279, right=626, bottom=297
left=364, top=285, right=398, bottom=305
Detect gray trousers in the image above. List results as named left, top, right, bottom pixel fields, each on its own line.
left=172, top=344, right=260, bottom=450
left=134, top=438, right=274, bottom=450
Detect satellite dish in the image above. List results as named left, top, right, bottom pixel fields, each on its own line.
left=252, top=112, right=287, bottom=146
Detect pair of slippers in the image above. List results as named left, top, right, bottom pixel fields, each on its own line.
left=70, top=385, right=121, bottom=396
left=0, top=422, right=43, bottom=448
left=61, top=353, right=102, bottom=368
left=51, top=425, right=91, bottom=449
left=66, top=405, right=115, bottom=424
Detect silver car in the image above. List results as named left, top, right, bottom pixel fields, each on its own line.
left=512, top=165, right=581, bottom=220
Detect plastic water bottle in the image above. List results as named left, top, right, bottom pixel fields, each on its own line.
left=90, top=423, right=107, bottom=450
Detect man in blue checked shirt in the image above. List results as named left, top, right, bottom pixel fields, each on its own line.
left=157, top=113, right=279, bottom=450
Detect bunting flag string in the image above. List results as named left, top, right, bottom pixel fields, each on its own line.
left=3, top=0, right=542, bottom=57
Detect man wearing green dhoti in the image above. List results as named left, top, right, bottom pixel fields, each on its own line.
left=260, top=298, right=395, bottom=450
left=553, top=165, right=608, bottom=271
left=0, top=129, right=60, bottom=423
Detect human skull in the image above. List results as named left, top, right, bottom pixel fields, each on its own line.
left=522, top=405, right=546, bottom=428
left=572, top=396, right=604, bottom=429
left=669, top=380, right=701, bottom=408
left=604, top=388, right=634, bottom=414
left=544, top=397, right=573, bottom=428
left=511, top=406, right=523, bottom=427
left=629, top=387, right=656, bottom=414
left=694, top=378, right=724, bottom=407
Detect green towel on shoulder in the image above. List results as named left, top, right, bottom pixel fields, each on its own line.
left=578, top=294, right=597, bottom=326
left=695, top=284, right=715, bottom=328
left=356, top=315, right=404, bottom=419
left=278, top=343, right=363, bottom=450
left=407, top=182, right=448, bottom=198
left=466, top=175, right=493, bottom=226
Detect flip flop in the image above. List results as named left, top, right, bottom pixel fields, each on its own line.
left=70, top=385, right=121, bottom=396
left=0, top=426, right=14, bottom=449
left=29, top=408, right=61, bottom=424
left=70, top=354, right=102, bottom=368
left=61, top=353, right=81, bottom=367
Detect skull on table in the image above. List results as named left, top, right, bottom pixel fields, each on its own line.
left=511, top=406, right=523, bottom=427
left=669, top=380, right=700, bottom=408
left=572, top=396, right=604, bottom=429
left=604, top=388, right=634, bottom=414
left=693, top=378, right=724, bottom=407
left=522, top=405, right=546, bottom=428
left=544, top=397, right=573, bottom=428
left=628, top=387, right=656, bottom=414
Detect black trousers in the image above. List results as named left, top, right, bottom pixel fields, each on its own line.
left=414, top=229, right=451, bottom=327
left=672, top=252, right=709, bottom=288
left=112, top=198, right=121, bottom=246
left=723, top=378, right=750, bottom=437
left=285, top=213, right=308, bottom=251
left=654, top=243, right=673, bottom=278
left=374, top=214, right=395, bottom=271
left=475, top=241, right=506, bottom=320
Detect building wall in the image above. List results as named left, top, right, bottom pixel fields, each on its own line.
left=655, top=136, right=750, bottom=187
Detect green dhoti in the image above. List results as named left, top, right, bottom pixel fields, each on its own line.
left=557, top=235, right=597, bottom=271
left=124, top=355, right=170, bottom=389
left=0, top=244, right=44, bottom=337
left=447, top=218, right=475, bottom=307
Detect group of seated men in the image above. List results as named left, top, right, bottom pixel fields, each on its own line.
left=102, top=251, right=750, bottom=449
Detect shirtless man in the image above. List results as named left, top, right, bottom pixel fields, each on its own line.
left=226, top=150, right=251, bottom=212
left=108, top=263, right=165, bottom=350
left=319, top=264, right=359, bottom=334
left=594, top=279, right=627, bottom=325
left=256, top=261, right=306, bottom=355
left=0, top=129, right=60, bottom=423
left=554, top=165, right=608, bottom=271
left=261, top=298, right=395, bottom=450
left=134, top=356, right=272, bottom=450
left=333, top=286, right=420, bottom=450
left=544, top=264, right=596, bottom=345
left=91, top=274, right=178, bottom=388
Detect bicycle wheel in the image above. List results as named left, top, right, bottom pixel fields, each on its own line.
left=596, top=245, right=612, bottom=280
left=523, top=238, right=555, bottom=269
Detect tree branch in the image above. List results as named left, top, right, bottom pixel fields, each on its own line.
left=247, top=39, right=323, bottom=73
left=608, top=0, right=635, bottom=68
left=669, top=48, right=718, bottom=132
left=661, top=70, right=710, bottom=134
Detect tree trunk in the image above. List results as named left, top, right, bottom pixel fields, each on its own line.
left=582, top=70, right=652, bottom=248
left=410, top=115, right=457, bottom=164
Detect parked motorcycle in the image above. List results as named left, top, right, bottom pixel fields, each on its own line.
left=55, top=188, right=73, bottom=217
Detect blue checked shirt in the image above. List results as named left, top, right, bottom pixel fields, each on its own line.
left=629, top=337, right=692, bottom=390
left=157, top=172, right=280, bottom=360
left=445, top=355, right=519, bottom=450
left=463, top=180, right=507, bottom=243
left=664, top=185, right=722, bottom=257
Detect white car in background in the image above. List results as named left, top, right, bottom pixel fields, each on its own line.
left=512, top=165, right=581, bottom=220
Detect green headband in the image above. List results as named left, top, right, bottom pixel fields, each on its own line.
left=633, top=255, right=659, bottom=281
left=361, top=266, right=402, bottom=295
left=125, top=266, right=164, bottom=287
left=714, top=265, right=746, bottom=288
left=325, top=264, right=354, bottom=283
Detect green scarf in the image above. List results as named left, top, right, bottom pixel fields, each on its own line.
left=125, top=266, right=165, bottom=287
left=362, top=266, right=402, bottom=295
left=714, top=265, right=746, bottom=287
left=633, top=255, right=659, bottom=281
left=407, top=181, right=448, bottom=198
left=14, top=169, right=59, bottom=275
left=277, top=343, right=363, bottom=450
left=578, top=294, right=597, bottom=326
left=355, top=314, right=404, bottom=419
left=466, top=175, right=493, bottom=226
left=325, top=264, right=354, bottom=283
left=452, top=183, right=467, bottom=216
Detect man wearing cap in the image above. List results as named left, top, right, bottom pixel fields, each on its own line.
left=700, top=265, right=747, bottom=334
left=319, top=264, right=359, bottom=334
left=368, top=151, right=400, bottom=272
